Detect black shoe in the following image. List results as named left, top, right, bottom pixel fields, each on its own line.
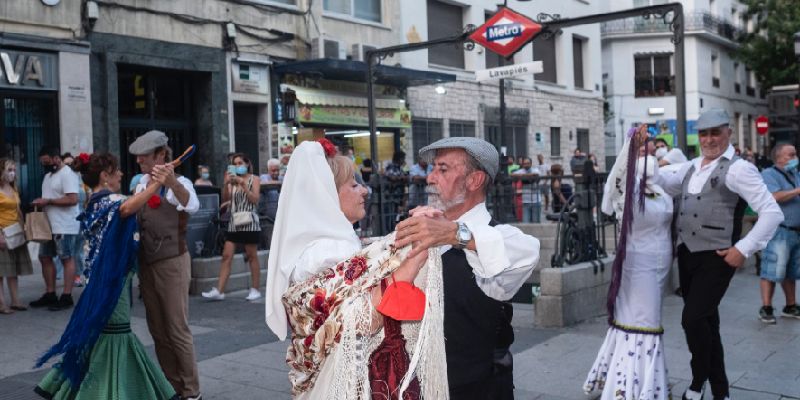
left=48, top=294, right=74, bottom=311
left=682, top=387, right=704, bottom=400
left=29, top=292, right=58, bottom=308
left=759, top=306, right=777, bottom=324
left=782, top=304, right=800, bottom=319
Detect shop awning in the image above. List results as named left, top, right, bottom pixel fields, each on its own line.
left=273, top=58, right=456, bottom=87
left=285, top=84, right=405, bottom=109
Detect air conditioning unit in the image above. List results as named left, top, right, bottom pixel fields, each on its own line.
left=310, top=37, right=347, bottom=60
left=351, top=43, right=378, bottom=62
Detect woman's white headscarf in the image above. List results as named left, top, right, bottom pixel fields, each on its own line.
left=265, top=141, right=361, bottom=340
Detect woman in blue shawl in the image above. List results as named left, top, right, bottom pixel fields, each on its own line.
left=35, top=153, right=177, bottom=400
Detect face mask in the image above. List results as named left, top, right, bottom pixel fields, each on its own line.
left=655, top=147, right=668, bottom=159
left=3, top=171, right=14, bottom=183
left=201, top=172, right=210, bottom=180
left=235, top=165, right=248, bottom=175
left=786, top=158, right=799, bottom=171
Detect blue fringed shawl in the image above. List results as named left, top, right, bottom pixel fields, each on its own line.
left=35, top=195, right=139, bottom=388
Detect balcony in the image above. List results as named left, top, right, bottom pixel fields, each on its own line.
left=602, top=11, right=744, bottom=43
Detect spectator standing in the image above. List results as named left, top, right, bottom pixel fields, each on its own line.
left=66, top=153, right=91, bottom=287
left=587, top=153, right=601, bottom=173
left=383, top=151, right=408, bottom=231
left=757, top=143, right=800, bottom=324
left=29, top=146, right=81, bottom=311
left=194, top=165, right=213, bottom=187
left=551, top=164, right=572, bottom=213
left=408, top=157, right=432, bottom=209
left=513, top=157, right=542, bottom=222
left=506, top=155, right=520, bottom=174
left=653, top=138, right=688, bottom=167
left=537, top=154, right=551, bottom=211
left=203, top=153, right=262, bottom=301
left=0, top=158, right=32, bottom=314
left=259, top=158, right=283, bottom=184
left=569, top=148, right=587, bottom=175
left=360, top=158, right=374, bottom=183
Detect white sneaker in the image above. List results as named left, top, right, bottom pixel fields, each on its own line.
left=245, top=288, right=262, bottom=301
left=201, top=287, right=225, bottom=300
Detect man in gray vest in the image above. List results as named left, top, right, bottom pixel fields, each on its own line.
left=658, top=109, right=783, bottom=400
left=129, top=130, right=202, bottom=400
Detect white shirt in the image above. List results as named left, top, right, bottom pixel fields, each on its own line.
left=657, top=144, right=783, bottom=258
left=42, top=166, right=81, bottom=235
left=134, top=174, right=200, bottom=213
left=443, top=202, right=541, bottom=301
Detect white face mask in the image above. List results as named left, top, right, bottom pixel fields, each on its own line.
left=4, top=171, right=15, bottom=183
left=655, top=147, right=669, bottom=159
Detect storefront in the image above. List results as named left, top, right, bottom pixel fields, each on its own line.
left=272, top=59, right=454, bottom=169
left=89, top=32, right=229, bottom=187
left=228, top=56, right=271, bottom=174
left=0, top=35, right=92, bottom=204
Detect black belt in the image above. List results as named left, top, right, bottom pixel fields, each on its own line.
left=102, top=323, right=132, bottom=334
left=781, top=224, right=800, bottom=233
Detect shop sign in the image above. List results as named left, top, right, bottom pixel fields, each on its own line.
left=635, top=119, right=699, bottom=146
left=298, top=105, right=411, bottom=128
left=0, top=49, right=57, bottom=91
left=476, top=61, right=542, bottom=82
left=469, top=8, right=542, bottom=58
left=232, top=62, right=269, bottom=95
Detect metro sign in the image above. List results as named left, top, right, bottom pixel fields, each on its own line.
left=469, top=8, right=542, bottom=58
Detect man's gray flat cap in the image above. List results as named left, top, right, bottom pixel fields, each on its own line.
left=695, top=109, right=730, bottom=131
left=129, top=130, right=169, bottom=155
left=419, top=137, right=500, bottom=178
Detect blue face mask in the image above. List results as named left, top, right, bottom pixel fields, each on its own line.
left=235, top=165, right=248, bottom=175
left=201, top=172, right=210, bottom=180
left=786, top=158, right=799, bottom=171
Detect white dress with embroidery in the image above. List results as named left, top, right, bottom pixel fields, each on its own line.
left=584, top=192, right=673, bottom=400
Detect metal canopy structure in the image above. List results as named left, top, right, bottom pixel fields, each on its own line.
left=365, top=2, right=688, bottom=160
left=273, top=58, right=456, bottom=88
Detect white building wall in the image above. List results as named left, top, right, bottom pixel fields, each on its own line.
left=602, top=0, right=768, bottom=157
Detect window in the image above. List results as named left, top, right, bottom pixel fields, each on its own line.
left=745, top=68, right=755, bottom=96
left=427, top=1, right=464, bottom=69
left=576, top=129, right=590, bottom=154
left=412, top=118, right=443, bottom=158
left=573, top=36, right=585, bottom=89
left=550, top=127, right=561, bottom=157
left=324, top=0, right=381, bottom=23
left=485, top=125, right=528, bottom=158
left=449, top=120, right=475, bottom=137
left=734, top=62, right=740, bottom=93
left=634, top=54, right=673, bottom=97
left=711, top=54, right=720, bottom=88
left=485, top=12, right=512, bottom=69
left=533, top=36, right=557, bottom=83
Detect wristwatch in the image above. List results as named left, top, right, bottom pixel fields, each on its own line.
left=454, top=222, right=472, bottom=249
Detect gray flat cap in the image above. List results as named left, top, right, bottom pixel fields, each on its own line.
left=420, top=137, right=499, bottom=178
left=129, top=130, right=169, bottom=155
left=696, top=109, right=730, bottom=131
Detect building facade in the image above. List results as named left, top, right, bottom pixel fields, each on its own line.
left=602, top=0, right=768, bottom=161
left=398, top=0, right=606, bottom=172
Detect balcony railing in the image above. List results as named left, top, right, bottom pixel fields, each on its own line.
left=602, top=11, right=744, bottom=42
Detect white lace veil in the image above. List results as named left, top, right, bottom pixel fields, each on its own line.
left=265, top=141, right=361, bottom=340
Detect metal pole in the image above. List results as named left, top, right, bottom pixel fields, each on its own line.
left=673, top=8, right=688, bottom=153
left=366, top=53, right=384, bottom=235
left=497, top=78, right=507, bottom=222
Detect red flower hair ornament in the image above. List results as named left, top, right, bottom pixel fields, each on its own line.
left=317, top=138, right=337, bottom=158
left=77, top=153, right=91, bottom=164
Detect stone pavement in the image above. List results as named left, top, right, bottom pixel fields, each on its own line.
left=2, top=260, right=800, bottom=399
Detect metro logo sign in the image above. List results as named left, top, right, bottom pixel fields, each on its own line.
left=470, top=8, right=542, bottom=58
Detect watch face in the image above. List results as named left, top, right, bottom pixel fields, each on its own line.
left=42, top=0, right=60, bottom=5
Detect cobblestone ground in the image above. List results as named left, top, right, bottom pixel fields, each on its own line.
left=2, top=259, right=799, bottom=399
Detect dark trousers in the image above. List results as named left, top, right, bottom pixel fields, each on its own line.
left=448, top=350, right=514, bottom=400
left=677, top=244, right=736, bottom=397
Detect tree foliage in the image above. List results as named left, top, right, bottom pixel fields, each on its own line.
left=736, top=0, right=800, bottom=89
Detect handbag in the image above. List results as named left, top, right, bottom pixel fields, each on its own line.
left=231, top=177, right=255, bottom=228
left=368, top=279, right=421, bottom=400
left=25, top=206, right=52, bottom=243
left=2, top=222, right=26, bottom=250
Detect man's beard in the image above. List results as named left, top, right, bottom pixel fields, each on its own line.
left=426, top=184, right=466, bottom=212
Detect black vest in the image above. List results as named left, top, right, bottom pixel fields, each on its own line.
left=443, top=221, right=514, bottom=389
